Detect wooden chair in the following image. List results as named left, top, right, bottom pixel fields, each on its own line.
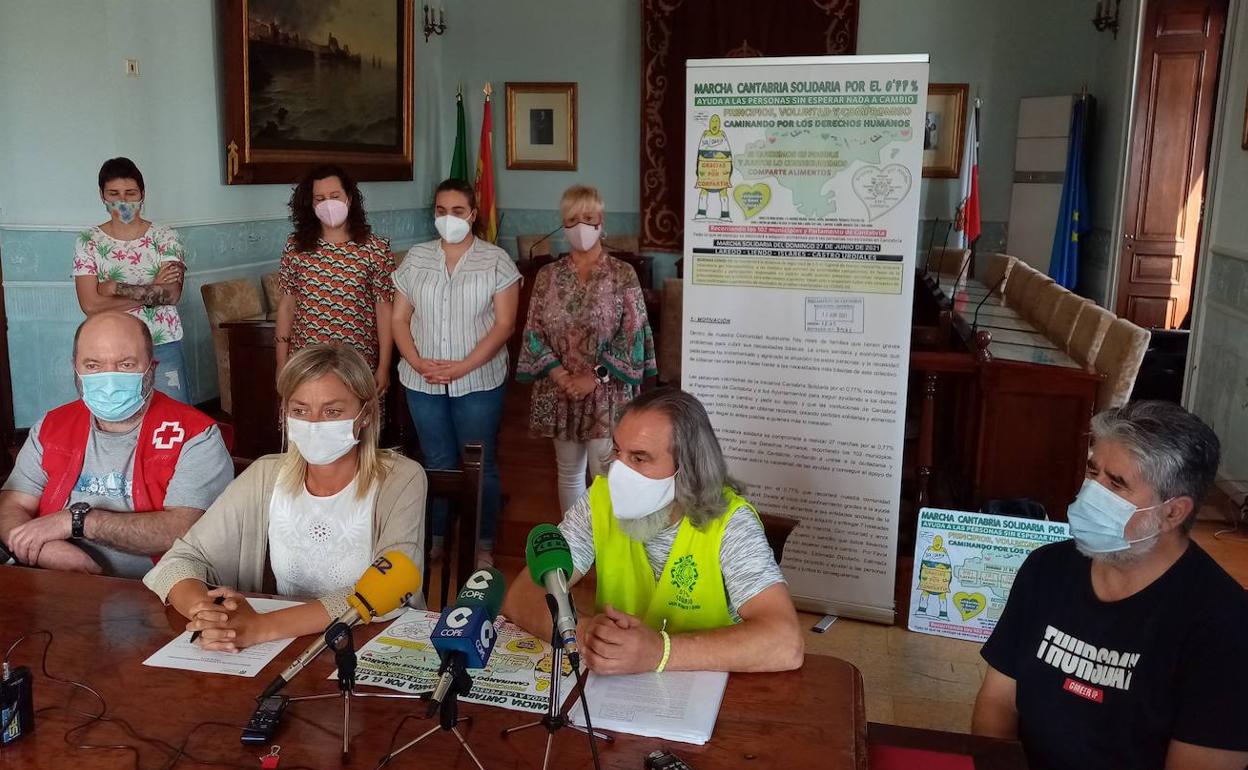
left=759, top=512, right=800, bottom=563
left=1068, top=304, right=1115, bottom=368
left=423, top=442, right=485, bottom=610
left=1017, top=274, right=1056, bottom=322
left=1043, top=293, right=1089, bottom=350
left=1093, top=318, right=1151, bottom=411
left=602, top=233, right=640, bottom=254
left=200, top=279, right=264, bottom=415
left=980, top=253, right=1016, bottom=293
left=927, top=247, right=972, bottom=278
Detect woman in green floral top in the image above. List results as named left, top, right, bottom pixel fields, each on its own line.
left=516, top=185, right=657, bottom=514
left=73, top=157, right=190, bottom=402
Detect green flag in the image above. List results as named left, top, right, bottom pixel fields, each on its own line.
left=449, top=91, right=468, bottom=181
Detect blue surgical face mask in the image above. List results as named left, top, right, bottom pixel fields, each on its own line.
left=79, top=370, right=149, bottom=422
left=104, top=199, right=142, bottom=225
left=1066, top=478, right=1170, bottom=554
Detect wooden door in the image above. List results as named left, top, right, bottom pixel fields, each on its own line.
left=1116, top=0, right=1227, bottom=329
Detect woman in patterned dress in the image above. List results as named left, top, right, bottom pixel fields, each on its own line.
left=277, top=164, right=395, bottom=394
left=73, top=157, right=191, bottom=401
left=516, top=185, right=656, bottom=514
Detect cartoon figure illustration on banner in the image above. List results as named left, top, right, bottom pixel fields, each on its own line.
left=695, top=114, right=733, bottom=220
left=915, top=535, right=952, bottom=619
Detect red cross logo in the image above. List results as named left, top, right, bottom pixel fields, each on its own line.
left=152, top=421, right=186, bottom=450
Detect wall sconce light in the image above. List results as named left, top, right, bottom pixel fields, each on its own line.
left=1092, top=0, right=1120, bottom=37
left=423, top=5, right=446, bottom=42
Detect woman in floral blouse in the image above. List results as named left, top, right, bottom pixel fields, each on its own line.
left=516, top=185, right=657, bottom=513
left=73, top=157, right=190, bottom=401
left=277, top=164, right=394, bottom=394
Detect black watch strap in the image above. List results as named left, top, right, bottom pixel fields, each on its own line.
left=70, top=503, right=91, bottom=539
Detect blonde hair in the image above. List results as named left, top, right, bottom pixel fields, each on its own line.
left=276, top=344, right=391, bottom=498
left=559, top=184, right=605, bottom=223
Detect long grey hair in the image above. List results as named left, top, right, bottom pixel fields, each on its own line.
left=618, top=388, right=741, bottom=528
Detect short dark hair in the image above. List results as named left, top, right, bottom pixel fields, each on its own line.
left=73, top=313, right=153, bottom=363
left=98, top=157, right=145, bottom=194
left=1090, top=400, right=1221, bottom=532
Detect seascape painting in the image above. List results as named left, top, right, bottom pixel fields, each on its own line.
left=248, top=0, right=403, bottom=152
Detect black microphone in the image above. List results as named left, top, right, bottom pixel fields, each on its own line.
left=972, top=274, right=1008, bottom=333
left=921, top=217, right=940, bottom=275
left=528, top=223, right=565, bottom=261
left=259, top=551, right=420, bottom=699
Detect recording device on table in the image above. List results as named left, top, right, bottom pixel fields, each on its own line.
left=1, top=658, right=35, bottom=745
left=645, top=749, right=696, bottom=770
left=243, top=550, right=421, bottom=754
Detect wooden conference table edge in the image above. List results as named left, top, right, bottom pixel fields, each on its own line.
left=0, top=567, right=867, bottom=770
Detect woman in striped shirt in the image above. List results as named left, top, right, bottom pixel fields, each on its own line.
left=392, top=178, right=520, bottom=565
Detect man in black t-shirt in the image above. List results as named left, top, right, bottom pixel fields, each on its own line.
left=972, top=401, right=1248, bottom=770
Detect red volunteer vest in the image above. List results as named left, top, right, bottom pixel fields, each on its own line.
left=37, top=392, right=218, bottom=522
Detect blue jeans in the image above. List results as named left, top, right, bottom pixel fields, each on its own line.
left=153, top=340, right=191, bottom=403
left=404, top=383, right=506, bottom=546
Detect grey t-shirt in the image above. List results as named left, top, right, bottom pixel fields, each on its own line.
left=559, top=493, right=786, bottom=621
left=3, top=417, right=233, bottom=578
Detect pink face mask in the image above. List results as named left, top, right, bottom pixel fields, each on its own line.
left=563, top=222, right=602, bottom=252
left=314, top=199, right=349, bottom=228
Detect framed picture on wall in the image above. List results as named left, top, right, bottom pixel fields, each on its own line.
left=218, top=0, right=414, bottom=184
left=506, top=82, right=578, bottom=171
left=923, top=83, right=969, bottom=178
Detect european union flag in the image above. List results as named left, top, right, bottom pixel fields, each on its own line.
left=1049, top=96, right=1092, bottom=289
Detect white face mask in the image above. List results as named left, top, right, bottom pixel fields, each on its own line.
left=435, top=215, right=472, bottom=244
left=286, top=411, right=362, bottom=466
left=607, top=458, right=676, bottom=521
left=563, top=222, right=602, bottom=252
left=314, top=199, right=349, bottom=228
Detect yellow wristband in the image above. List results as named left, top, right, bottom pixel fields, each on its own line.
left=655, top=629, right=671, bottom=673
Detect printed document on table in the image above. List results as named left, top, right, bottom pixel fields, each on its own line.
left=143, top=598, right=302, bottom=677
left=568, top=670, right=728, bottom=744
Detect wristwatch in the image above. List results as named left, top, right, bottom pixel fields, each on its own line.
left=69, top=502, right=92, bottom=540
left=593, top=364, right=610, bottom=384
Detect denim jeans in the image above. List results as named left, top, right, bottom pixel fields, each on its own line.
left=404, top=383, right=506, bottom=546
left=153, top=340, right=191, bottom=403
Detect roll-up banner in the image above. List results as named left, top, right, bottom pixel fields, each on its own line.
left=681, top=55, right=930, bottom=623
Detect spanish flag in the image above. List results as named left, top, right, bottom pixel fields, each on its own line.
left=474, top=84, right=499, bottom=243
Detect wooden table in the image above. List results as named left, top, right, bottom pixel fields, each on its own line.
left=0, top=567, right=867, bottom=769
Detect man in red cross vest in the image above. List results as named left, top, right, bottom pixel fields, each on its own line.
left=0, top=313, right=232, bottom=577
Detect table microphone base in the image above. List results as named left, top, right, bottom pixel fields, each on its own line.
left=378, top=716, right=485, bottom=770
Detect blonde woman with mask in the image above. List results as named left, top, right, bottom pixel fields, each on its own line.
left=144, top=344, right=426, bottom=652
left=392, top=178, right=520, bottom=566
left=516, top=185, right=656, bottom=514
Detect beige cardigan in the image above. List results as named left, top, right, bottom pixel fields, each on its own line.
left=144, top=453, right=427, bottom=618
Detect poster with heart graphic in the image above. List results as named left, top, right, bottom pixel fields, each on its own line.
left=908, top=508, right=1071, bottom=643
left=681, top=55, right=928, bottom=623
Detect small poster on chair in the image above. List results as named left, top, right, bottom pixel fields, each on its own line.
left=908, top=508, right=1070, bottom=643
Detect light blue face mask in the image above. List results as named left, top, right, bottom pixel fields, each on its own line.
left=1066, top=478, right=1170, bottom=553
left=79, top=371, right=149, bottom=422
left=104, top=199, right=142, bottom=225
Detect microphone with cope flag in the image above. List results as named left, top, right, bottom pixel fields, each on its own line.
left=526, top=524, right=580, bottom=669
left=259, top=551, right=421, bottom=700
left=426, top=567, right=505, bottom=718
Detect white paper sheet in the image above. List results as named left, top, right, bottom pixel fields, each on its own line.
left=143, top=597, right=302, bottom=677
left=568, top=670, right=729, bottom=745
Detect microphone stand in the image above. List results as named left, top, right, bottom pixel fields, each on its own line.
left=501, top=596, right=611, bottom=770
left=528, top=223, right=564, bottom=261
left=279, top=622, right=426, bottom=760
left=971, top=274, right=1008, bottom=334
left=376, top=657, right=487, bottom=770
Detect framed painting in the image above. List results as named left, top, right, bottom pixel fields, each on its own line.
left=505, top=82, right=578, bottom=171
left=219, top=0, right=414, bottom=184
left=923, top=83, right=969, bottom=179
